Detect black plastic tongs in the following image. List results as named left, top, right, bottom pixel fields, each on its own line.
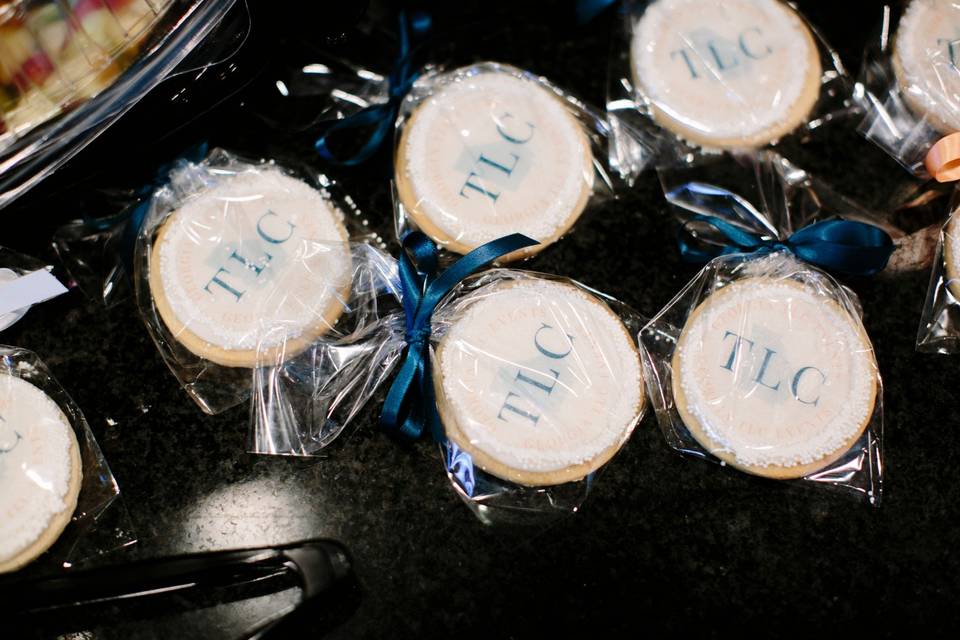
left=0, top=539, right=359, bottom=639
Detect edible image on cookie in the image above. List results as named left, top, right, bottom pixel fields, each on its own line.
left=893, top=0, right=960, bottom=133
left=0, top=374, right=82, bottom=574
left=435, top=279, right=644, bottom=486
left=395, top=66, right=594, bottom=261
left=148, top=169, right=353, bottom=368
left=672, top=278, right=878, bottom=479
left=631, top=0, right=822, bottom=149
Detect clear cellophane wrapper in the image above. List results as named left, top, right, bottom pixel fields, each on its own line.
left=392, top=61, right=622, bottom=262
left=856, top=1, right=960, bottom=177
left=255, top=266, right=650, bottom=525
left=0, top=345, right=134, bottom=574
left=607, top=0, right=854, bottom=181
left=643, top=165, right=885, bottom=502
left=133, top=148, right=398, bottom=415
left=917, top=187, right=960, bottom=351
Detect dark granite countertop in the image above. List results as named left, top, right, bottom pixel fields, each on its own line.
left=2, top=0, right=958, bottom=637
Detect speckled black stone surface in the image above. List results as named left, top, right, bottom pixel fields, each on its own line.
left=2, top=0, right=959, bottom=637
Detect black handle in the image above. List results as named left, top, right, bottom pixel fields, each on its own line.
left=0, top=539, right=358, bottom=639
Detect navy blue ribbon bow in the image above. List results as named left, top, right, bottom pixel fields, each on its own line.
left=379, top=231, right=538, bottom=442
left=678, top=214, right=894, bottom=276
left=314, top=11, right=430, bottom=167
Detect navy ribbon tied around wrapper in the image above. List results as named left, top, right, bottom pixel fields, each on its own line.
left=84, top=142, right=209, bottom=271
left=678, top=214, right=895, bottom=276
left=314, top=11, right=430, bottom=166
left=379, top=231, right=539, bottom=443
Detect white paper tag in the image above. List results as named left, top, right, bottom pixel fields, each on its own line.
left=0, top=269, right=68, bottom=330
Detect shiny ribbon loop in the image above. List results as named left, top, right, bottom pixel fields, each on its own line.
left=380, top=231, right=539, bottom=442
left=315, top=11, right=430, bottom=167
left=678, top=214, right=894, bottom=276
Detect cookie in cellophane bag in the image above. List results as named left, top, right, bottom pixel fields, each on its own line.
left=858, top=0, right=960, bottom=180
left=431, top=270, right=648, bottom=523
left=134, top=147, right=396, bottom=415
left=642, top=251, right=884, bottom=503
left=916, top=189, right=960, bottom=351
left=0, top=346, right=132, bottom=574
left=393, top=61, right=620, bottom=263
left=607, top=0, right=853, bottom=179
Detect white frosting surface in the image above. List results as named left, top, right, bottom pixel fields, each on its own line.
left=155, top=170, right=352, bottom=351
left=0, top=374, right=74, bottom=562
left=632, top=0, right=814, bottom=141
left=437, top=280, right=643, bottom=474
left=676, top=279, right=876, bottom=469
left=895, top=0, right=960, bottom=131
left=401, top=70, right=593, bottom=249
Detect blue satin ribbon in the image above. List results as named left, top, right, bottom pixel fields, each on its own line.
left=379, top=231, right=539, bottom=442
left=678, top=214, right=894, bottom=276
left=576, top=0, right=618, bottom=23
left=314, top=11, right=430, bottom=167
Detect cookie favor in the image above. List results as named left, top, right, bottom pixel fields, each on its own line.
left=435, top=279, right=644, bottom=486
left=631, top=0, right=822, bottom=149
left=893, top=0, right=960, bottom=133
left=672, top=278, right=878, bottom=479
left=395, top=65, right=594, bottom=261
left=0, top=373, right=82, bottom=574
left=943, top=211, right=960, bottom=298
left=147, top=169, right=353, bottom=368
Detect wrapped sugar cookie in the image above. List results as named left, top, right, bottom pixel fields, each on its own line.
left=858, top=0, right=960, bottom=180
left=393, top=62, right=618, bottom=261
left=916, top=190, right=960, bottom=351
left=607, top=0, right=852, bottom=178
left=642, top=175, right=894, bottom=503
left=133, top=148, right=398, bottom=415
left=252, top=232, right=649, bottom=523
left=0, top=346, right=128, bottom=573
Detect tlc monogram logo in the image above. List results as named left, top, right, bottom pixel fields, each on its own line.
left=497, top=323, right=574, bottom=426
left=720, top=331, right=826, bottom=406
left=203, top=210, right=296, bottom=302
left=459, top=112, right=535, bottom=203
left=0, top=413, right=23, bottom=456
left=670, top=27, right=773, bottom=79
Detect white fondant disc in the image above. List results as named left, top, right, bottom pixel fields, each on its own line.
left=673, top=278, right=877, bottom=474
left=436, top=279, right=644, bottom=485
left=632, top=0, right=818, bottom=145
left=397, top=68, right=594, bottom=253
left=894, top=0, right=960, bottom=133
left=0, top=374, right=78, bottom=566
left=152, top=169, right=352, bottom=357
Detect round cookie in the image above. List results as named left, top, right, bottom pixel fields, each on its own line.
left=672, top=277, right=878, bottom=479
left=395, top=66, right=594, bottom=262
left=148, top=169, right=353, bottom=368
left=631, top=0, right=822, bottom=149
left=0, top=373, right=82, bottom=574
left=434, top=279, right=645, bottom=486
left=893, top=0, right=960, bottom=134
